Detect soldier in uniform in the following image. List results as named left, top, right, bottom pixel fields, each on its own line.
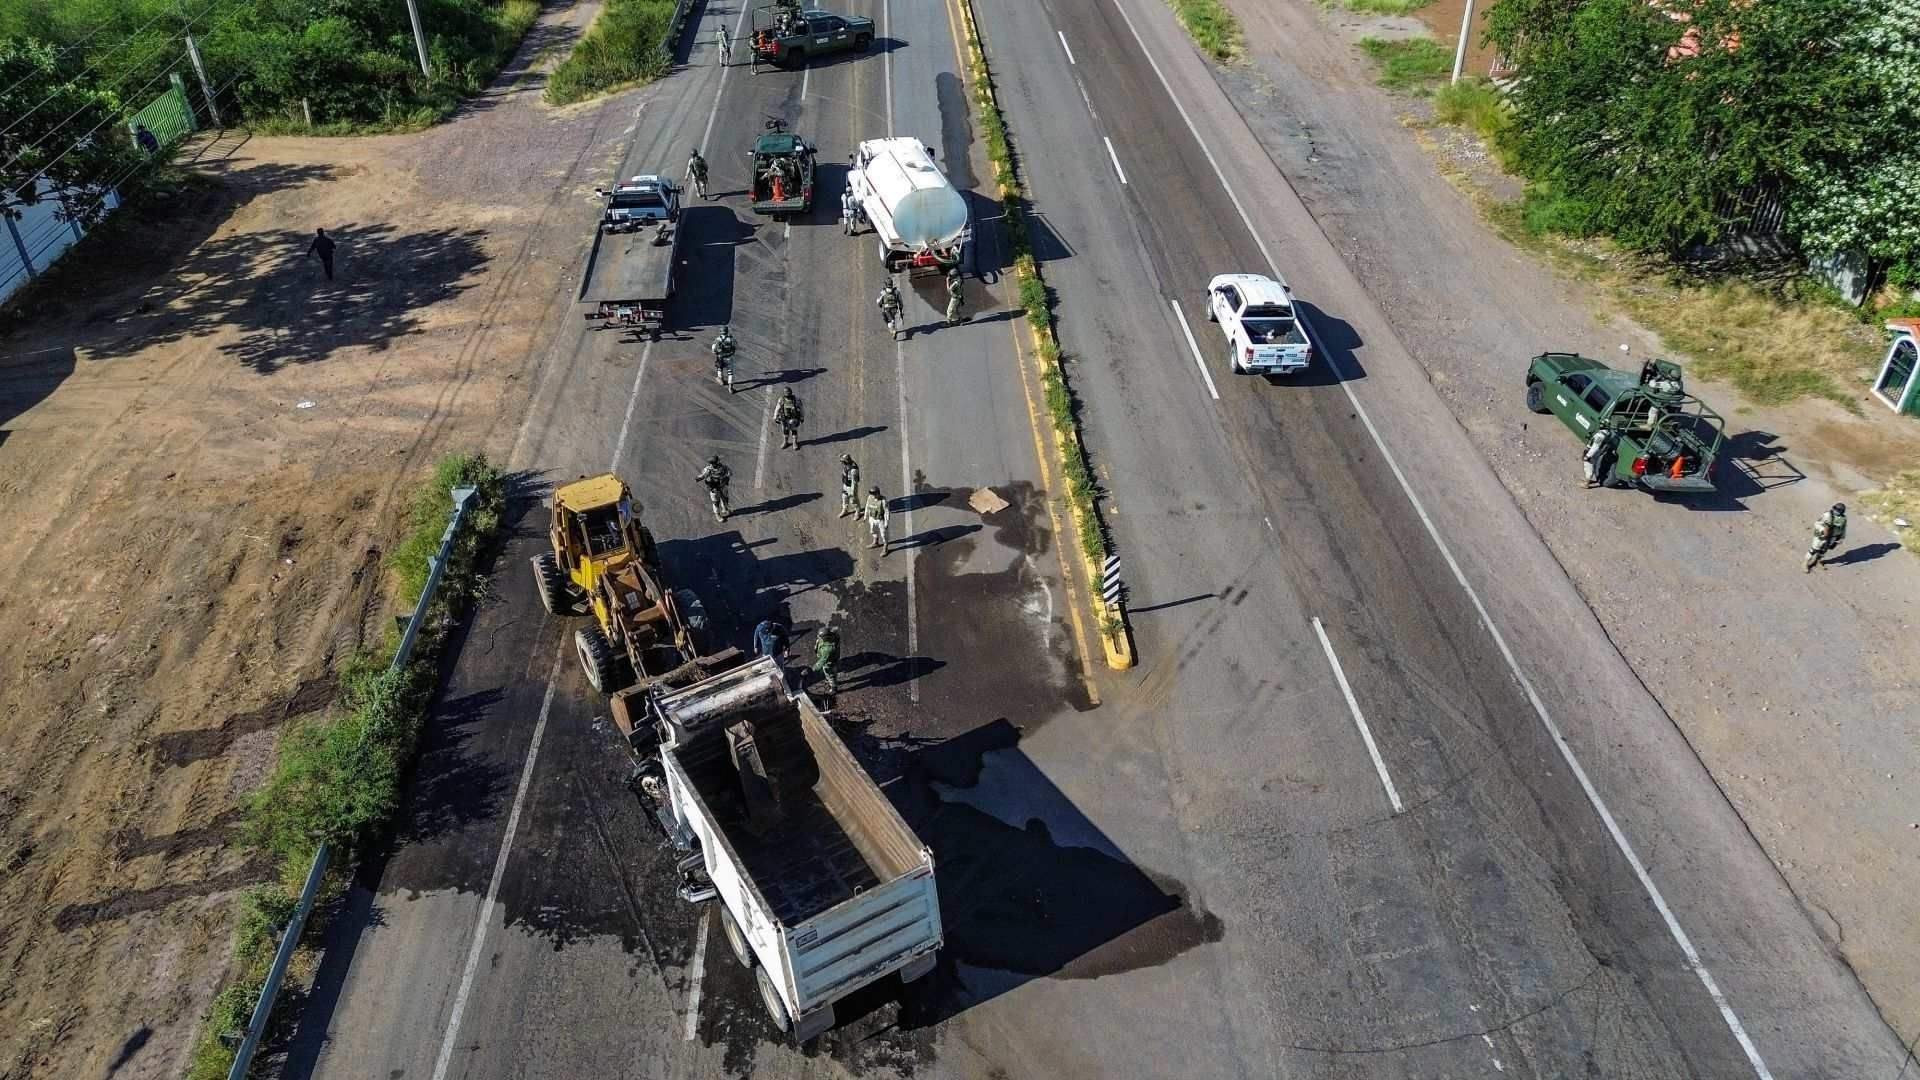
left=876, top=278, right=903, bottom=338
left=1582, top=425, right=1616, bottom=488
left=1805, top=502, right=1848, bottom=572
left=685, top=147, right=709, bottom=200
left=813, top=626, right=841, bottom=707
left=775, top=387, right=804, bottom=449
left=945, top=267, right=965, bottom=325
left=697, top=455, right=732, bottom=522
left=838, top=454, right=861, bottom=517
left=711, top=325, right=737, bottom=391
left=863, top=486, right=890, bottom=551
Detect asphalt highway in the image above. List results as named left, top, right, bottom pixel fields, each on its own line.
left=276, top=0, right=1911, bottom=1076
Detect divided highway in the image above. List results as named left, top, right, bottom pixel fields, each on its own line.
left=277, top=0, right=1911, bottom=1077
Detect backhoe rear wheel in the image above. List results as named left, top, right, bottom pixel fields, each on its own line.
left=1524, top=379, right=1549, bottom=414
left=533, top=553, right=569, bottom=614
left=575, top=626, right=619, bottom=693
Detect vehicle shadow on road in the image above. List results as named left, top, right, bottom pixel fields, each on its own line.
left=808, top=719, right=1223, bottom=1041
left=1289, top=300, right=1366, bottom=387
left=889, top=522, right=981, bottom=552
left=659, top=532, right=858, bottom=642
left=677, top=203, right=750, bottom=331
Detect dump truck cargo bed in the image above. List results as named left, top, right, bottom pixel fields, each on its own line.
left=651, top=658, right=940, bottom=1037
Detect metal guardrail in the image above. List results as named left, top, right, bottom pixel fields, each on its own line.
left=226, top=485, right=478, bottom=1080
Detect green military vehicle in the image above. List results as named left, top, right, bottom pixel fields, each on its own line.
left=1525, top=352, right=1726, bottom=493
left=748, top=120, right=816, bottom=218
left=750, top=2, right=874, bottom=70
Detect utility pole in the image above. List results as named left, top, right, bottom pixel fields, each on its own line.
left=1450, top=0, right=1475, bottom=84
left=184, top=34, right=222, bottom=128
left=404, top=0, right=432, bottom=79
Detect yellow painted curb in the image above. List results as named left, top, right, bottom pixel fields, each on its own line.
left=956, top=0, right=1136, bottom=671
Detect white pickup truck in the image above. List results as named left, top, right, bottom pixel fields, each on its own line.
left=631, top=658, right=942, bottom=1041
left=1205, top=273, right=1314, bottom=375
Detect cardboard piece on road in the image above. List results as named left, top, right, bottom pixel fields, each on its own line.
left=968, top=487, right=1010, bottom=515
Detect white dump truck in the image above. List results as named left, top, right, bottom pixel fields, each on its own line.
left=1205, top=272, right=1314, bottom=375
left=847, top=137, right=969, bottom=276
left=628, top=657, right=942, bottom=1040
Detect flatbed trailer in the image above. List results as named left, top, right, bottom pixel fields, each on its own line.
left=581, top=175, right=685, bottom=339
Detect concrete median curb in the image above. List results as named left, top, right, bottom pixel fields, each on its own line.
left=953, top=0, right=1136, bottom=671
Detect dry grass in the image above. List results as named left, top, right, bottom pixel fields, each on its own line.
left=1472, top=199, right=1882, bottom=410
left=1860, top=470, right=1920, bottom=555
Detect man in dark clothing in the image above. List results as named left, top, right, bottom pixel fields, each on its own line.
left=752, top=617, right=788, bottom=661
left=307, top=228, right=336, bottom=280
left=135, top=124, right=160, bottom=156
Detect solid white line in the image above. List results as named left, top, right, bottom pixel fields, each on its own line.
left=681, top=913, right=709, bottom=1041
left=1103, top=136, right=1128, bottom=185
left=1106, top=0, right=1276, bottom=271
left=1168, top=299, right=1220, bottom=401
left=431, top=646, right=565, bottom=1080
left=1313, top=618, right=1405, bottom=814
left=883, top=0, right=894, bottom=134
left=1057, top=29, right=1076, bottom=63
left=753, top=384, right=775, bottom=491
left=609, top=339, right=654, bottom=471
left=697, top=23, right=735, bottom=155
left=1103, top=0, right=1772, bottom=1069
left=896, top=339, right=919, bottom=704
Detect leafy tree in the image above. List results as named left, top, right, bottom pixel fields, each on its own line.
left=1786, top=0, right=1920, bottom=285
left=1486, top=0, right=1875, bottom=252
left=0, top=38, right=137, bottom=224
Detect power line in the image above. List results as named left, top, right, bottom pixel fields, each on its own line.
left=3, top=0, right=251, bottom=204
left=0, top=0, right=235, bottom=150
left=0, top=0, right=226, bottom=141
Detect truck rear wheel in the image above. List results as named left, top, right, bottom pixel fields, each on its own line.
left=575, top=626, right=619, bottom=693
left=1525, top=379, right=1549, bottom=414
left=755, top=964, right=794, bottom=1035
left=719, top=905, right=752, bottom=968
left=533, top=552, right=569, bottom=615
left=785, top=47, right=805, bottom=68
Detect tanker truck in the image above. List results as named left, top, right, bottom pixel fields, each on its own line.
left=846, top=137, right=969, bottom=277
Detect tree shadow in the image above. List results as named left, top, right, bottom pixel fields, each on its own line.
left=0, top=344, right=74, bottom=435
left=391, top=688, right=513, bottom=846
left=66, top=217, right=491, bottom=374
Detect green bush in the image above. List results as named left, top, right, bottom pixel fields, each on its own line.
left=1359, top=36, right=1450, bottom=93
left=545, top=0, right=677, bottom=105
left=1168, top=0, right=1242, bottom=62
left=1432, top=77, right=1507, bottom=140
left=1519, top=184, right=1604, bottom=238
left=189, top=452, right=506, bottom=1079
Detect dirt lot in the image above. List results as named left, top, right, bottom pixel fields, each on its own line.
left=0, top=27, right=619, bottom=1068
